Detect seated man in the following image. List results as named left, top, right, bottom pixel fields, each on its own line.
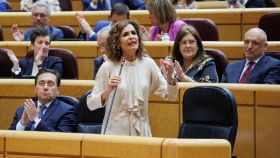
left=11, top=1, right=63, bottom=41
left=76, top=2, right=129, bottom=41
left=82, top=0, right=146, bottom=11
left=221, top=27, right=280, bottom=84
left=94, top=27, right=110, bottom=79
left=7, top=28, right=63, bottom=78
left=9, top=68, right=77, bottom=132
left=20, top=0, right=61, bottom=12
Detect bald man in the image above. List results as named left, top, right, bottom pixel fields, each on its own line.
left=221, top=28, right=280, bottom=84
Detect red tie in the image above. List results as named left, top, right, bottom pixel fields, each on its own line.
left=239, top=62, right=254, bottom=83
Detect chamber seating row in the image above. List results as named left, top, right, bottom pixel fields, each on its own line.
left=0, top=80, right=279, bottom=158
left=1, top=8, right=280, bottom=41
left=1, top=41, right=280, bottom=80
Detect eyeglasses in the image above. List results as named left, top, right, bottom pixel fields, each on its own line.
left=179, top=40, right=197, bottom=46
left=32, top=13, right=48, bottom=18
left=37, top=81, right=56, bottom=87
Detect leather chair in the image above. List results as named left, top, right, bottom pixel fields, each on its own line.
left=178, top=86, right=238, bottom=153
left=183, top=18, right=219, bottom=41
left=265, top=51, right=280, bottom=60
left=258, top=13, right=280, bottom=41
left=205, top=48, right=228, bottom=81
left=265, top=0, right=276, bottom=7
left=0, top=49, right=13, bottom=78
left=32, top=95, right=79, bottom=108
left=26, top=48, right=79, bottom=79
left=58, top=0, right=73, bottom=11
left=0, top=26, right=4, bottom=41
left=56, top=26, right=76, bottom=39
left=77, top=90, right=105, bottom=134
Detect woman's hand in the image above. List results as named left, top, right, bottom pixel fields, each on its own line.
left=160, top=59, right=175, bottom=85
left=101, top=75, right=121, bottom=104
left=174, top=60, right=195, bottom=82
left=140, top=25, right=151, bottom=41
left=11, top=24, right=24, bottom=41
left=76, top=13, right=94, bottom=36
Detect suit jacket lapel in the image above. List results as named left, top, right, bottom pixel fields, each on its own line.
left=26, top=57, right=34, bottom=75
left=234, top=60, right=246, bottom=83
left=247, top=55, right=267, bottom=82
left=41, top=99, right=59, bottom=121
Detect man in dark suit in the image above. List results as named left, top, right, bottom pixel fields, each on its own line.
left=11, top=1, right=63, bottom=41
left=76, top=2, right=129, bottom=41
left=93, top=27, right=110, bottom=79
left=9, top=69, right=77, bottom=132
left=221, top=27, right=280, bottom=84
left=7, top=28, right=63, bottom=78
left=82, top=0, right=146, bottom=11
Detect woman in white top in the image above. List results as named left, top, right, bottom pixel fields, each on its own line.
left=87, top=20, right=178, bottom=137
left=20, top=0, right=61, bottom=11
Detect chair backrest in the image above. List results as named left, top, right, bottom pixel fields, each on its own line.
left=31, top=95, right=79, bottom=107
left=258, top=13, right=280, bottom=41
left=77, top=90, right=105, bottom=134
left=0, top=26, right=4, bottom=41
left=58, top=0, right=73, bottom=11
left=183, top=18, right=219, bottom=41
left=56, top=26, right=76, bottom=39
left=0, top=49, right=13, bottom=78
left=265, top=0, right=276, bottom=7
left=178, top=86, right=238, bottom=151
left=265, top=51, right=280, bottom=60
left=26, top=48, right=79, bottom=79
left=204, top=48, right=228, bottom=81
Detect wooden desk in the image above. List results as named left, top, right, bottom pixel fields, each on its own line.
left=0, top=80, right=280, bottom=158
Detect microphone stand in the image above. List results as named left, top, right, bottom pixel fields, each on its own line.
left=103, top=57, right=125, bottom=134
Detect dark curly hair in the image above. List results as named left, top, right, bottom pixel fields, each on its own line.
left=105, top=20, right=145, bottom=63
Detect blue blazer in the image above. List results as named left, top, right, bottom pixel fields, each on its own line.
left=0, top=0, right=9, bottom=12
left=87, top=21, right=111, bottom=41
left=24, top=26, right=64, bottom=41
left=93, top=56, right=105, bottom=79
left=13, top=56, right=63, bottom=78
left=82, top=0, right=146, bottom=11
left=221, top=55, right=280, bottom=84
left=9, top=99, right=77, bottom=132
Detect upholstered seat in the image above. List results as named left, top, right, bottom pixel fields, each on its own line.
left=26, top=48, right=79, bottom=79
left=0, top=49, right=13, bottom=78
left=258, top=13, right=280, bottom=41
left=58, top=0, right=73, bottom=11
left=56, top=25, right=76, bottom=39
left=178, top=86, right=238, bottom=153
left=0, top=26, right=4, bottom=41
left=77, top=90, right=105, bottom=134
left=205, top=48, right=228, bottom=81
left=183, top=18, right=219, bottom=41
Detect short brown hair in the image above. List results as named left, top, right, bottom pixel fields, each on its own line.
left=147, top=0, right=177, bottom=25
left=105, top=20, right=145, bottom=63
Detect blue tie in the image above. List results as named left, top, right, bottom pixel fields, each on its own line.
left=38, top=105, right=47, bottom=119
left=31, top=105, right=46, bottom=130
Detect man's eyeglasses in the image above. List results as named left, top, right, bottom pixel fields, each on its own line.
left=32, top=13, right=48, bottom=18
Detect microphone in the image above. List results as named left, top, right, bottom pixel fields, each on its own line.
left=103, top=57, right=125, bottom=134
